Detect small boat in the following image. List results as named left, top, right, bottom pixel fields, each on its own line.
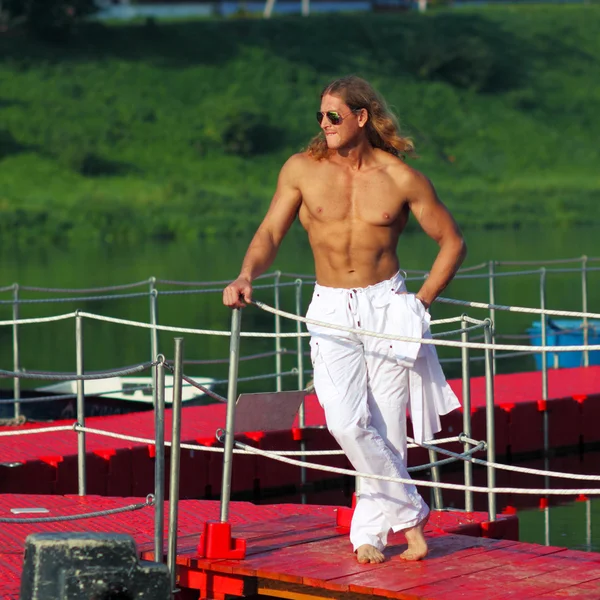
left=0, top=375, right=217, bottom=422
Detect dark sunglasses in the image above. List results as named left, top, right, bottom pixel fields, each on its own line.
left=316, top=109, right=359, bottom=125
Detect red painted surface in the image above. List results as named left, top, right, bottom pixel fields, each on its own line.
left=0, top=366, right=597, bottom=504
left=197, top=522, right=246, bottom=559
left=0, top=493, right=597, bottom=600
left=0, top=494, right=514, bottom=599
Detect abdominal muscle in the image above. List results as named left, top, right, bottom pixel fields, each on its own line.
left=304, top=220, right=403, bottom=289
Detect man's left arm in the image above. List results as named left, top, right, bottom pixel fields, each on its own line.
left=405, top=170, right=467, bottom=308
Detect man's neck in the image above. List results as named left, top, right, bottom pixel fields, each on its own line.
left=331, top=139, right=375, bottom=170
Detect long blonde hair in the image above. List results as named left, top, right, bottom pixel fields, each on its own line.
left=306, top=75, right=415, bottom=161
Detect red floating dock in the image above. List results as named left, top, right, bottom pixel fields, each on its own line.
left=0, top=367, right=598, bottom=507
left=1, top=493, right=600, bottom=600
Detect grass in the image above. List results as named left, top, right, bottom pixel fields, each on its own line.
left=0, top=4, right=599, bottom=243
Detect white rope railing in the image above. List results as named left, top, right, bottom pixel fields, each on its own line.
left=436, top=296, right=600, bottom=320
left=252, top=301, right=600, bottom=352
left=0, top=425, right=72, bottom=437
left=234, top=440, right=600, bottom=496
left=2, top=419, right=600, bottom=495
left=0, top=312, right=78, bottom=327
left=0, top=304, right=594, bottom=354
left=417, top=439, right=600, bottom=482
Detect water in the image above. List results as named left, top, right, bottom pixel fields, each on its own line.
left=439, top=450, right=600, bottom=552
left=1, top=225, right=597, bottom=384
left=520, top=498, right=600, bottom=553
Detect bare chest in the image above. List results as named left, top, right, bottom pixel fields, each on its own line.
left=300, top=164, right=406, bottom=226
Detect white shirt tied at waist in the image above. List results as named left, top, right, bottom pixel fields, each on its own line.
left=390, top=292, right=461, bottom=444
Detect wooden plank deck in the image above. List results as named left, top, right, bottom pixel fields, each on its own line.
left=1, top=494, right=599, bottom=599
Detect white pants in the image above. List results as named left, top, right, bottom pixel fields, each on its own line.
left=306, top=272, right=430, bottom=552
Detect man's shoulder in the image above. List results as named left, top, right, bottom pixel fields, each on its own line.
left=280, top=151, right=323, bottom=181
left=283, top=151, right=313, bottom=168
left=381, top=154, right=429, bottom=189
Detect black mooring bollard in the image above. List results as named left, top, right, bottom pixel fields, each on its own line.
left=20, top=533, right=170, bottom=600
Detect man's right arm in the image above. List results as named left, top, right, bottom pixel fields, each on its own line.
left=223, top=155, right=304, bottom=308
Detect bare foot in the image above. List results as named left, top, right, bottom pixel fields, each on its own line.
left=400, top=516, right=429, bottom=561
left=356, top=544, right=385, bottom=564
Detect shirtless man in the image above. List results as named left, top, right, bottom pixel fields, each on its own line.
left=223, top=75, right=466, bottom=564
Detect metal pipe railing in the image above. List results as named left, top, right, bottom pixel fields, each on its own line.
left=167, top=338, right=184, bottom=595
left=295, top=279, right=307, bottom=504
left=488, top=261, right=496, bottom=375
left=484, top=319, right=496, bottom=521
left=150, top=277, right=159, bottom=368
left=12, top=284, right=21, bottom=420
left=153, top=358, right=166, bottom=564
left=274, top=271, right=282, bottom=392
left=429, top=448, right=443, bottom=509
left=586, top=497, right=592, bottom=551
left=582, top=256, right=589, bottom=367
left=461, top=315, right=474, bottom=512
left=540, top=268, right=549, bottom=398
left=76, top=313, right=86, bottom=496
left=220, top=309, right=242, bottom=523
left=295, top=280, right=305, bottom=397
left=539, top=267, right=551, bottom=534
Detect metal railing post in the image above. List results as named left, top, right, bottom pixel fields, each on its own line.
left=461, top=315, right=473, bottom=512
left=12, top=284, right=21, bottom=420
left=154, top=357, right=166, bottom=564
left=220, top=309, right=242, bottom=523
left=586, top=497, right=592, bottom=551
left=295, top=279, right=307, bottom=503
left=274, top=271, right=282, bottom=391
left=429, top=448, right=443, bottom=510
left=76, top=313, right=86, bottom=496
left=488, top=261, right=496, bottom=375
left=540, top=268, right=549, bottom=399
left=263, top=0, right=275, bottom=18
left=295, top=279, right=305, bottom=395
left=149, top=277, right=159, bottom=366
left=484, top=319, right=496, bottom=521
left=540, top=268, right=550, bottom=517
left=582, top=255, right=589, bottom=367
left=167, top=338, right=184, bottom=595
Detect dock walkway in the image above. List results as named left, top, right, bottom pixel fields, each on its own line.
left=1, top=494, right=599, bottom=599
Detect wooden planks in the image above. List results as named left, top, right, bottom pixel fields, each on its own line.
left=0, top=495, right=598, bottom=600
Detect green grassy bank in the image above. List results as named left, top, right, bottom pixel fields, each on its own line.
left=1, top=5, right=599, bottom=243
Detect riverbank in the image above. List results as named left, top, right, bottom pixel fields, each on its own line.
left=1, top=5, right=599, bottom=243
